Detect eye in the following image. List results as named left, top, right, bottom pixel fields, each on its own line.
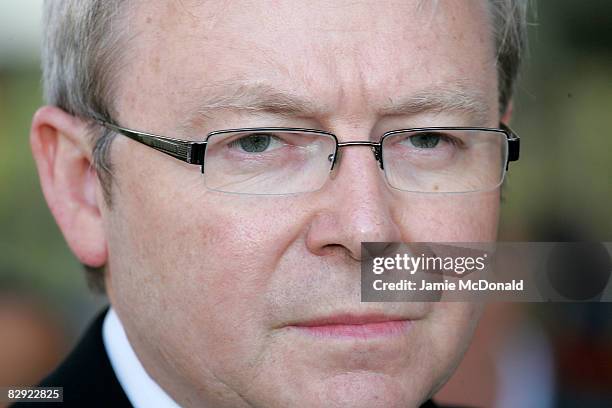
left=228, top=133, right=276, bottom=153
left=409, top=133, right=441, bottom=148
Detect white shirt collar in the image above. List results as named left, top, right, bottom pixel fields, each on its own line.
left=102, top=307, right=181, bottom=408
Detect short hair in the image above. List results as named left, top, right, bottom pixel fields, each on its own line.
left=41, top=0, right=529, bottom=292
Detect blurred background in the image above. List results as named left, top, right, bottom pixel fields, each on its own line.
left=0, top=1, right=610, bottom=407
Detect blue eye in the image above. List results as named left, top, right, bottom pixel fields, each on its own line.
left=409, top=133, right=440, bottom=148
left=229, top=134, right=272, bottom=153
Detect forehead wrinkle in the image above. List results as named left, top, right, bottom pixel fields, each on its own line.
left=380, top=83, right=493, bottom=125
left=179, top=80, right=327, bottom=132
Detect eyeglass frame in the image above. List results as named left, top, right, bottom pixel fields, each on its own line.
left=95, top=120, right=520, bottom=189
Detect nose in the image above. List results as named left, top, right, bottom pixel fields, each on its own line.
left=331, top=141, right=383, bottom=170
left=306, top=143, right=402, bottom=261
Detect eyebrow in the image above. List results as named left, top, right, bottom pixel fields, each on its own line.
left=180, top=81, right=323, bottom=132
left=379, top=85, right=491, bottom=124
left=181, top=80, right=492, bottom=132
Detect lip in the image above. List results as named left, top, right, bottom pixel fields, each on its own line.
left=287, top=313, right=413, bottom=340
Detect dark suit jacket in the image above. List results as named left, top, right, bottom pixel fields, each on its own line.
left=11, top=309, right=131, bottom=408
left=11, top=308, right=461, bottom=408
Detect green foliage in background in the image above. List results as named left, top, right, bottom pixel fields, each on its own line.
left=0, top=68, right=87, bottom=301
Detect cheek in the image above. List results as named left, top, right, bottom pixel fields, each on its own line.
left=108, top=150, right=299, bottom=293
left=411, top=302, right=483, bottom=395
left=395, top=190, right=501, bottom=242
left=105, top=165, right=309, bottom=371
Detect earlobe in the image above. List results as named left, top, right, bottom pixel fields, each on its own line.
left=31, top=106, right=108, bottom=268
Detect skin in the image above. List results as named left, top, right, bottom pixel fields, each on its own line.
left=31, top=1, right=511, bottom=407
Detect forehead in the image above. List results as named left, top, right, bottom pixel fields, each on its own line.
left=116, top=0, right=497, bottom=129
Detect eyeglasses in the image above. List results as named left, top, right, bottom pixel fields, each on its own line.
left=96, top=120, right=520, bottom=195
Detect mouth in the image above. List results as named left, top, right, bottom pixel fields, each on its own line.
left=286, top=313, right=413, bottom=340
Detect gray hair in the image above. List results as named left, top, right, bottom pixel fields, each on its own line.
left=42, top=0, right=131, bottom=201
left=41, top=0, right=529, bottom=292
left=489, top=0, right=530, bottom=110
left=42, top=0, right=130, bottom=292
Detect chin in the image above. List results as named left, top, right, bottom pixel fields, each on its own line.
left=281, top=371, right=430, bottom=408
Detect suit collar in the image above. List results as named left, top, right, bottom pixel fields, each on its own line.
left=30, top=307, right=132, bottom=407
left=103, top=307, right=181, bottom=408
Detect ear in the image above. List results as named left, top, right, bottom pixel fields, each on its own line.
left=501, top=99, right=513, bottom=125
left=30, top=106, right=108, bottom=268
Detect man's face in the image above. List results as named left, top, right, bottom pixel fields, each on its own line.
left=104, top=1, right=499, bottom=407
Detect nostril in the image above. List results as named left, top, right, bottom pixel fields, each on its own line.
left=321, top=243, right=361, bottom=262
